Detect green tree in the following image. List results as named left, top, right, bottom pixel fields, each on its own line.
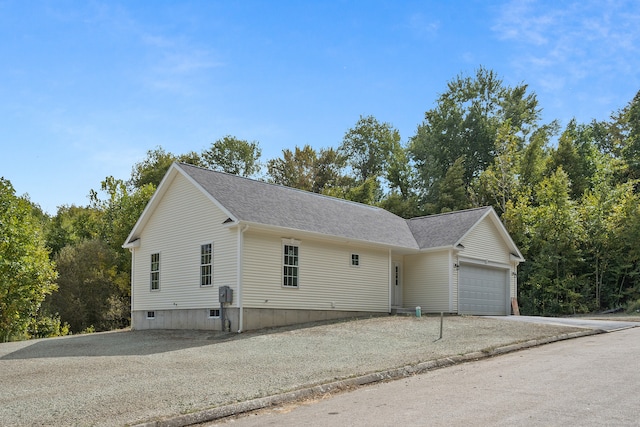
left=43, top=239, right=125, bottom=332
left=578, top=177, right=636, bottom=311
left=45, top=205, right=102, bottom=255
left=618, top=90, right=640, bottom=180
left=432, top=156, right=471, bottom=213
left=90, top=176, right=156, bottom=297
left=548, top=119, right=599, bottom=199
left=520, top=169, right=585, bottom=315
left=474, top=121, right=521, bottom=215
left=267, top=145, right=348, bottom=193
left=602, top=181, right=640, bottom=308
left=324, top=176, right=382, bottom=206
left=519, top=123, right=556, bottom=195
left=410, top=67, right=541, bottom=206
left=339, top=115, right=401, bottom=183
left=314, top=147, right=349, bottom=193
left=202, top=136, right=262, bottom=177
left=378, top=141, right=421, bottom=218
left=129, top=146, right=202, bottom=189
left=267, top=145, right=319, bottom=192
left=385, top=141, right=414, bottom=198
left=0, top=178, right=58, bottom=341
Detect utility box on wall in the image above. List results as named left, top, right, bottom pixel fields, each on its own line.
left=218, top=286, right=233, bottom=304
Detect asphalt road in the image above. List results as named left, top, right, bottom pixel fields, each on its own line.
left=214, top=327, right=640, bottom=426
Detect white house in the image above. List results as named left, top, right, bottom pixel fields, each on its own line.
left=123, top=163, right=524, bottom=332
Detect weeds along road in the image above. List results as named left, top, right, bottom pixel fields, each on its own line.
left=213, top=326, right=640, bottom=427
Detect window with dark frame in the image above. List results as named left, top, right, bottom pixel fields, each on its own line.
left=209, top=308, right=220, bottom=318
left=351, top=253, right=360, bottom=266
left=200, top=243, right=212, bottom=286
left=147, top=311, right=155, bottom=319
left=283, top=244, right=299, bottom=287
left=150, top=253, right=160, bottom=290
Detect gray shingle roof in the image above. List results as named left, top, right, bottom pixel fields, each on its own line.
left=406, top=207, right=492, bottom=249
left=162, top=164, right=515, bottom=255
left=178, top=163, right=420, bottom=249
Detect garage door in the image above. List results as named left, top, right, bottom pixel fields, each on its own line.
left=459, top=264, right=508, bottom=315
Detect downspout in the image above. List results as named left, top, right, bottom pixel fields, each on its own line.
left=448, top=249, right=454, bottom=313
left=388, top=249, right=392, bottom=312
left=129, top=248, right=135, bottom=330
left=237, top=224, right=249, bottom=333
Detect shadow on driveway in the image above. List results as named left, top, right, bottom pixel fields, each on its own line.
left=0, top=318, right=359, bottom=360
left=0, top=329, right=227, bottom=360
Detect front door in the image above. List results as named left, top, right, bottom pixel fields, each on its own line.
left=392, top=262, right=402, bottom=307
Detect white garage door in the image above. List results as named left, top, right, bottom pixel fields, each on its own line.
left=459, top=264, right=508, bottom=315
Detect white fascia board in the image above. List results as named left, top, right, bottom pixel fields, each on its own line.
left=122, top=163, right=180, bottom=248
left=418, top=245, right=458, bottom=254
left=123, top=238, right=141, bottom=249
left=237, top=220, right=420, bottom=253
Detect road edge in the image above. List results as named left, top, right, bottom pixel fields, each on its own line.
left=131, top=329, right=601, bottom=427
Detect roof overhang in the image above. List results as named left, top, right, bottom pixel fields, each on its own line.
left=123, top=238, right=140, bottom=249
left=228, top=220, right=421, bottom=253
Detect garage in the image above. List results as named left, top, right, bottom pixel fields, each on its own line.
left=459, top=264, right=509, bottom=315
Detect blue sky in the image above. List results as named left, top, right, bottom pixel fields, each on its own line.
left=1, top=0, right=639, bottom=214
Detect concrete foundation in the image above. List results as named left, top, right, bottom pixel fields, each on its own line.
left=241, top=308, right=381, bottom=331
left=132, top=307, right=382, bottom=332
left=132, top=308, right=240, bottom=332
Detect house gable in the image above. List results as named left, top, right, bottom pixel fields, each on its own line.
left=406, top=207, right=524, bottom=261
left=458, top=215, right=512, bottom=264
left=406, top=207, right=492, bottom=251
left=124, top=163, right=237, bottom=248
left=130, top=171, right=237, bottom=312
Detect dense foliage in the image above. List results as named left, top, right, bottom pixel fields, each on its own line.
left=0, top=179, right=58, bottom=341
left=2, top=69, right=639, bottom=340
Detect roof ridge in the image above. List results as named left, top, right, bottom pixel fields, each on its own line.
left=406, top=206, right=490, bottom=222
left=177, top=162, right=385, bottom=212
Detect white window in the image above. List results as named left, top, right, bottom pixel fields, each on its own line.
left=150, top=253, right=160, bottom=291
left=208, top=308, right=220, bottom=318
left=283, top=244, right=299, bottom=288
left=147, top=311, right=155, bottom=319
left=200, top=243, right=213, bottom=286
left=351, top=253, right=360, bottom=267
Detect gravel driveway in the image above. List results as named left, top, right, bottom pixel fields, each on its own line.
left=0, top=316, right=585, bottom=426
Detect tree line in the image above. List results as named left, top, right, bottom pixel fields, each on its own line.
left=2, top=67, right=639, bottom=341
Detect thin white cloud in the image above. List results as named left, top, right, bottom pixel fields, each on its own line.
left=492, top=0, right=640, bottom=119
left=407, top=12, right=440, bottom=39
left=147, top=37, right=225, bottom=95
left=492, top=0, right=562, bottom=46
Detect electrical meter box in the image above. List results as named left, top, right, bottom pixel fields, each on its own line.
left=218, top=286, right=233, bottom=303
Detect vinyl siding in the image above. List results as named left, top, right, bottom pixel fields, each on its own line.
left=459, top=217, right=511, bottom=264
left=132, top=173, right=237, bottom=311
left=242, top=230, right=389, bottom=312
left=403, top=251, right=450, bottom=312
left=511, top=260, right=519, bottom=297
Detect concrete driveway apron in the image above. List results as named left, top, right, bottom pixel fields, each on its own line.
left=485, top=315, right=639, bottom=332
